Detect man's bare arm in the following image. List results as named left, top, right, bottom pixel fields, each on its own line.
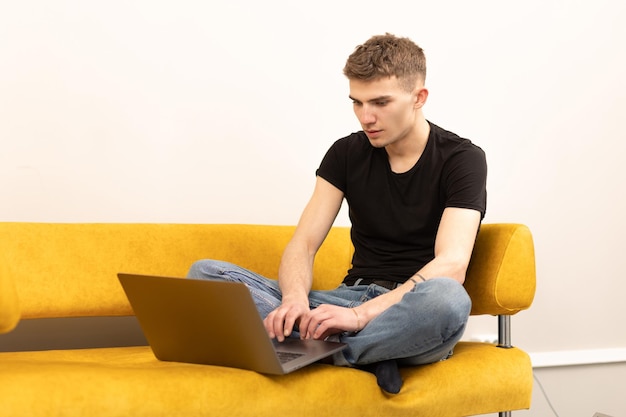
left=263, top=176, right=344, bottom=341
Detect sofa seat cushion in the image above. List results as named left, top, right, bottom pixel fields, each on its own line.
left=0, top=342, right=531, bottom=417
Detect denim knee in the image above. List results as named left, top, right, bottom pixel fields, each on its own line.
left=186, top=259, right=225, bottom=279
left=411, top=278, right=472, bottom=330
left=418, top=278, right=472, bottom=326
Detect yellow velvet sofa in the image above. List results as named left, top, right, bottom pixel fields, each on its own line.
left=0, top=222, right=536, bottom=417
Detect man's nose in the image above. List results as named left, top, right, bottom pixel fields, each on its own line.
left=358, top=107, right=376, bottom=125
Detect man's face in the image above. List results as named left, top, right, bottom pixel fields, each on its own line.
left=349, top=76, right=423, bottom=149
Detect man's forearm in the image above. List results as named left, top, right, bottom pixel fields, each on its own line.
left=277, top=241, right=315, bottom=304
left=355, top=253, right=471, bottom=329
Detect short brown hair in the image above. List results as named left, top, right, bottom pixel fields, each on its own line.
left=343, top=33, right=426, bottom=91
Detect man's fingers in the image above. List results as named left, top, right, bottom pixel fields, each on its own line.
left=301, top=304, right=356, bottom=339
left=282, top=313, right=298, bottom=338
left=273, top=310, right=289, bottom=342
left=264, top=310, right=286, bottom=341
left=264, top=304, right=308, bottom=342
left=302, top=307, right=332, bottom=339
left=263, top=311, right=277, bottom=339
left=299, top=311, right=314, bottom=339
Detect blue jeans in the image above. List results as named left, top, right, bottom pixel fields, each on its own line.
left=187, top=260, right=471, bottom=367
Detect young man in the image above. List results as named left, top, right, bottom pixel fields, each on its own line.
left=187, top=33, right=487, bottom=393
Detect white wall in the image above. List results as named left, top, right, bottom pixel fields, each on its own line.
left=2, top=1, right=626, bottom=411
left=478, top=363, right=626, bottom=417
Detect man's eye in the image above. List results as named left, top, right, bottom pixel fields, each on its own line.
left=374, top=101, right=388, bottom=106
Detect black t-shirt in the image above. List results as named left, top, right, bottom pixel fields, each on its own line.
left=316, top=122, right=487, bottom=284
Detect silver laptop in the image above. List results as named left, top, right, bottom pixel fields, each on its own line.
left=117, top=273, right=346, bottom=375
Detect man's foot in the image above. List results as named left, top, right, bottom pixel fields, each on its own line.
left=360, top=359, right=403, bottom=394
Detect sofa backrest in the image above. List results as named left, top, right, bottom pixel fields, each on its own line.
left=0, top=259, right=20, bottom=334
left=0, top=222, right=534, bottom=330
left=0, top=223, right=353, bottom=323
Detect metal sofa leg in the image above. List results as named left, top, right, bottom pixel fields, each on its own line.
left=497, top=315, right=512, bottom=349
left=498, top=315, right=513, bottom=417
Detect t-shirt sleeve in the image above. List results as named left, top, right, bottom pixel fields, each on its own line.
left=315, top=138, right=348, bottom=193
left=443, top=144, right=488, bottom=217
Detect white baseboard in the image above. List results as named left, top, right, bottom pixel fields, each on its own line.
left=529, top=347, right=626, bottom=368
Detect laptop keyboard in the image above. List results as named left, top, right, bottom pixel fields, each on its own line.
left=276, top=351, right=304, bottom=363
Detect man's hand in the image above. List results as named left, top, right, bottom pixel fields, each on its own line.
left=298, top=304, right=361, bottom=340
left=263, top=299, right=310, bottom=342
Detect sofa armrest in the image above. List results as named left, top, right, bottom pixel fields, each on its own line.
left=464, top=223, right=536, bottom=316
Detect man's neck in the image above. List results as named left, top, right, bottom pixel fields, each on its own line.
left=386, top=118, right=430, bottom=174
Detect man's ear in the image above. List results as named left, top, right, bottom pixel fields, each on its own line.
left=415, top=87, right=429, bottom=109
